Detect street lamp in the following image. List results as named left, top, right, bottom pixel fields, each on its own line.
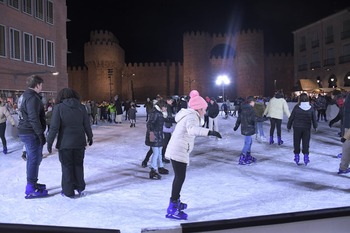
left=216, top=75, right=230, bottom=102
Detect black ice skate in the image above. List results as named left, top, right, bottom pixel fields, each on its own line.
left=149, top=169, right=161, bottom=180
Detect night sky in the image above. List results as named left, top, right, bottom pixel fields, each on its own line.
left=66, top=0, right=349, bottom=66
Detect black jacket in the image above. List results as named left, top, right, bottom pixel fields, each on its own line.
left=287, top=104, right=317, bottom=130
left=145, top=107, right=165, bottom=147
left=47, top=98, right=93, bottom=149
left=18, top=89, right=46, bottom=136
left=235, top=103, right=256, bottom=136
left=207, top=102, right=219, bottom=118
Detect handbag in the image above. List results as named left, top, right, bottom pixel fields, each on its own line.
left=149, top=131, right=155, bottom=142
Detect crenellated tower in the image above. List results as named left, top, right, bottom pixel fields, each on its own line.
left=84, top=30, right=125, bottom=101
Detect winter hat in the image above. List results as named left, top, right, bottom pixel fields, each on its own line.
left=188, top=90, right=208, bottom=110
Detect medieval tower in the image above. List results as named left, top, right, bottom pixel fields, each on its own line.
left=68, top=29, right=293, bottom=102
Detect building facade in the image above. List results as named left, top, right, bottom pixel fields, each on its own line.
left=69, top=29, right=294, bottom=102
left=0, top=0, right=68, bottom=104
left=293, top=8, right=350, bottom=91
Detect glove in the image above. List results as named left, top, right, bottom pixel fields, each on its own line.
left=233, top=125, right=239, bottom=131
left=341, top=137, right=346, bottom=143
left=47, top=143, right=52, bottom=153
left=208, top=130, right=222, bottom=138
left=88, top=138, right=93, bottom=146
left=39, top=134, right=46, bottom=146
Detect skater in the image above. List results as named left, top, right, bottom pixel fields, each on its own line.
left=165, top=90, right=221, bottom=220
left=263, top=90, right=290, bottom=145
left=253, top=96, right=267, bottom=142
left=0, top=98, right=16, bottom=154
left=127, top=102, right=137, bottom=127
left=46, top=88, right=93, bottom=198
left=233, top=96, right=257, bottom=165
left=207, top=97, right=220, bottom=134
left=162, top=96, right=176, bottom=163
left=202, top=96, right=210, bottom=128
left=144, top=97, right=153, bottom=121
left=145, top=99, right=169, bottom=179
left=18, top=75, right=48, bottom=199
left=287, top=93, right=318, bottom=166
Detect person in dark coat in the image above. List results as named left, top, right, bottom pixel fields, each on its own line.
left=287, top=93, right=317, bottom=166
left=18, top=75, right=48, bottom=199
left=207, top=97, right=220, bottom=134
left=46, top=88, right=93, bottom=198
left=114, top=95, right=123, bottom=123
left=145, top=99, right=169, bottom=179
left=234, top=96, right=257, bottom=165
left=162, top=96, right=176, bottom=162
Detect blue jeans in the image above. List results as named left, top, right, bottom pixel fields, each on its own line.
left=151, top=146, right=163, bottom=170
left=241, top=135, right=252, bottom=155
left=19, top=134, right=43, bottom=184
left=256, top=122, right=265, bottom=137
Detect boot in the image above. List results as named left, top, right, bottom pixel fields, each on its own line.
left=245, top=152, right=257, bottom=164
left=25, top=183, right=48, bottom=199
left=304, top=154, right=310, bottom=166
left=133, top=123, right=136, bottom=127
left=130, top=123, right=133, bottom=127
left=3, top=146, right=7, bottom=154
left=158, top=167, right=169, bottom=174
left=269, top=136, right=274, bottom=145
left=238, top=153, right=246, bottom=165
left=277, top=136, right=283, bottom=145
left=166, top=198, right=188, bottom=220
left=294, top=154, right=300, bottom=165
left=149, top=168, right=161, bottom=180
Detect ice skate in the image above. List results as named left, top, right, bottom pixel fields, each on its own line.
left=158, top=167, right=169, bottom=174
left=294, top=154, right=300, bottom=165
left=303, top=154, right=310, bottom=166
left=25, top=183, right=48, bottom=199
left=277, top=136, right=283, bottom=145
left=141, top=160, right=147, bottom=168
left=338, top=168, right=350, bottom=174
left=35, top=183, right=46, bottom=190
left=238, top=153, right=246, bottom=165
left=166, top=199, right=188, bottom=220
left=149, top=168, right=161, bottom=180
left=245, top=152, right=256, bottom=164
left=269, top=136, right=274, bottom=145
left=3, top=146, right=7, bottom=154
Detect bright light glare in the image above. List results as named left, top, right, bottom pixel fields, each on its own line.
left=216, top=75, right=230, bottom=85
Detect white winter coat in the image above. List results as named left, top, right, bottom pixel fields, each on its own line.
left=165, top=108, right=210, bottom=164
left=263, top=97, right=291, bottom=120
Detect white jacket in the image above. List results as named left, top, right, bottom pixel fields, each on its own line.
left=0, top=105, right=15, bottom=125
left=263, top=97, right=291, bottom=120
left=165, top=108, right=210, bottom=164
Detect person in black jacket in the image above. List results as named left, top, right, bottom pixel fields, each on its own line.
left=46, top=88, right=93, bottom=198
left=145, top=99, right=169, bottom=179
left=207, top=97, right=220, bottom=135
left=18, top=75, right=48, bottom=199
left=233, top=96, right=257, bottom=165
left=287, top=93, right=317, bottom=166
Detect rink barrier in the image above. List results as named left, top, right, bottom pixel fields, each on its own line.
left=0, top=223, right=120, bottom=233
left=142, top=206, right=350, bottom=233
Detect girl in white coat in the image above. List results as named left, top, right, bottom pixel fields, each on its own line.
left=165, top=90, right=221, bottom=220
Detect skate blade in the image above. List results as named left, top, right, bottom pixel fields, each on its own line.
left=165, top=213, right=187, bottom=220
left=25, top=193, right=49, bottom=199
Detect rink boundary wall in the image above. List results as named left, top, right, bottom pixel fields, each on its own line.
left=142, top=206, right=350, bottom=233
left=0, top=223, right=120, bottom=233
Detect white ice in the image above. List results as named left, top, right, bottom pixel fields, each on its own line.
left=0, top=104, right=349, bottom=233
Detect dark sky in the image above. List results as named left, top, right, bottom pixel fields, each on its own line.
left=66, top=0, right=349, bottom=66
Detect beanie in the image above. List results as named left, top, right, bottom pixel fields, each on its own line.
left=188, top=90, right=208, bottom=110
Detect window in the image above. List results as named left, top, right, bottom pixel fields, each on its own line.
left=35, top=0, right=44, bottom=20
left=23, top=33, right=33, bottom=62
left=0, top=24, right=5, bottom=57
left=46, top=0, right=53, bottom=24
left=325, top=26, right=334, bottom=44
left=342, top=19, right=350, bottom=39
left=9, top=28, right=21, bottom=60
left=46, top=40, right=54, bottom=66
left=22, top=0, right=32, bottom=15
left=36, top=36, right=44, bottom=64
left=8, top=0, right=20, bottom=9
left=299, top=36, right=306, bottom=51
left=0, top=0, right=5, bottom=3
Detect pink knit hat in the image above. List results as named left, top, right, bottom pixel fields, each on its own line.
left=188, top=90, right=208, bottom=110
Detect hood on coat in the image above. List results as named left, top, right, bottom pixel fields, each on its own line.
left=299, top=102, right=311, bottom=111
left=62, top=98, right=81, bottom=109
left=175, top=108, right=199, bottom=123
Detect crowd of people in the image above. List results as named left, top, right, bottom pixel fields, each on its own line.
left=0, top=76, right=349, bottom=220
